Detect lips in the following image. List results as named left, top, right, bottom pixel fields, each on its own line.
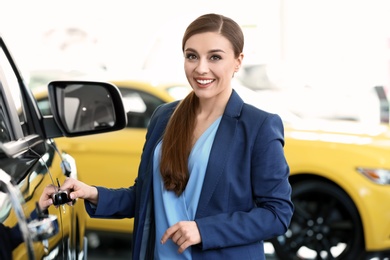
left=196, top=79, right=214, bottom=85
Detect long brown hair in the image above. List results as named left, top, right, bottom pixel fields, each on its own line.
left=160, top=13, right=244, bottom=196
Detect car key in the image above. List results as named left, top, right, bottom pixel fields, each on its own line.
left=52, top=178, right=72, bottom=206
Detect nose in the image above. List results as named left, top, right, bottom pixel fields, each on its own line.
left=195, top=58, right=209, bottom=75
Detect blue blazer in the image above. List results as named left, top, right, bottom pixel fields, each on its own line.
left=86, top=89, right=293, bottom=260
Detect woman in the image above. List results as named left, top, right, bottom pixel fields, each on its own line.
left=56, top=13, right=293, bottom=259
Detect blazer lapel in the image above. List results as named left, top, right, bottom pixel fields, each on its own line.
left=196, top=90, right=243, bottom=217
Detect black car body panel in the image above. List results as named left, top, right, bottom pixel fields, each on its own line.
left=0, top=35, right=126, bottom=259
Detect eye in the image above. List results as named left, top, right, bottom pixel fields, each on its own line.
left=210, top=55, right=222, bottom=61
left=186, top=53, right=197, bottom=60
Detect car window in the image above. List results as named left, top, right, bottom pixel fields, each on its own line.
left=36, top=98, right=51, bottom=116
left=0, top=46, right=29, bottom=139
left=165, top=85, right=191, bottom=100
left=119, top=87, right=165, bottom=128
left=0, top=96, right=11, bottom=143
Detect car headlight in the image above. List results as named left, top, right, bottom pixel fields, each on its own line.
left=357, top=167, right=390, bottom=185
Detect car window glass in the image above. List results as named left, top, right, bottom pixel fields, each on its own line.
left=119, top=87, right=165, bottom=128
left=122, top=92, right=147, bottom=113
left=36, top=98, right=51, bottom=116
left=0, top=96, right=11, bottom=142
left=0, top=47, right=29, bottom=137
left=165, top=85, right=191, bottom=100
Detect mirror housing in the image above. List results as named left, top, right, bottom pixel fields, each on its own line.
left=44, top=80, right=127, bottom=138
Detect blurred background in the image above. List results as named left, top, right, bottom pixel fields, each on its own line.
left=1, top=0, right=390, bottom=90
left=2, top=0, right=390, bottom=123
left=2, top=0, right=390, bottom=259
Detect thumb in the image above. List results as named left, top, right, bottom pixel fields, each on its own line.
left=69, top=190, right=81, bottom=200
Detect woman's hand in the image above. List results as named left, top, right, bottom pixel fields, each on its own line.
left=38, top=184, right=57, bottom=211
left=160, top=221, right=201, bottom=253
left=60, top=177, right=99, bottom=205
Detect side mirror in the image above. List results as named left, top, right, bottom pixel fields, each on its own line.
left=44, top=81, right=127, bottom=138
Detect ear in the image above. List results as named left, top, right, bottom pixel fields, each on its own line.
left=234, top=53, right=244, bottom=72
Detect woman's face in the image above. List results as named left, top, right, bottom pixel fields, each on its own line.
left=183, top=32, right=243, bottom=101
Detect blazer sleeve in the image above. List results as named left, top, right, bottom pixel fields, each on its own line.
left=85, top=102, right=178, bottom=219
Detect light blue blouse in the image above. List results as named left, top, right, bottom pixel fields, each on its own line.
left=153, top=116, right=222, bottom=259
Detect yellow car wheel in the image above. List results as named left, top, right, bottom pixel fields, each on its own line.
left=270, top=180, right=364, bottom=259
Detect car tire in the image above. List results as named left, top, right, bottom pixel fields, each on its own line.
left=270, top=180, right=365, bottom=260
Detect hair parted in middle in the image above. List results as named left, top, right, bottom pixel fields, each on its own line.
left=160, top=13, right=244, bottom=196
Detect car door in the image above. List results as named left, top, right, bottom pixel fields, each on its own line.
left=0, top=36, right=87, bottom=260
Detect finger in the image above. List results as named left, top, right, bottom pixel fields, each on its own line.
left=161, top=225, right=179, bottom=244
left=59, top=178, right=73, bottom=190
left=178, top=240, right=192, bottom=254
left=45, top=184, right=57, bottom=194
left=175, top=234, right=185, bottom=246
left=172, top=232, right=182, bottom=245
left=41, top=198, right=53, bottom=209
left=39, top=185, right=56, bottom=210
left=160, top=231, right=173, bottom=244
left=68, top=190, right=80, bottom=200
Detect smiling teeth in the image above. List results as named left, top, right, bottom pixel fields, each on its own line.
left=197, top=79, right=213, bottom=84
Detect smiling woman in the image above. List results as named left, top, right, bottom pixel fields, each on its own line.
left=37, top=13, right=294, bottom=260
left=2, top=1, right=390, bottom=258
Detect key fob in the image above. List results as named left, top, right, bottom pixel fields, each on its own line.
left=52, top=190, right=72, bottom=206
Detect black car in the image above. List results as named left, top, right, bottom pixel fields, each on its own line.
left=0, top=36, right=126, bottom=259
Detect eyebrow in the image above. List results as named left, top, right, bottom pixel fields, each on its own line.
left=184, top=48, right=226, bottom=54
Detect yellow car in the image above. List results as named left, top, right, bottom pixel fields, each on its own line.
left=34, top=78, right=390, bottom=259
